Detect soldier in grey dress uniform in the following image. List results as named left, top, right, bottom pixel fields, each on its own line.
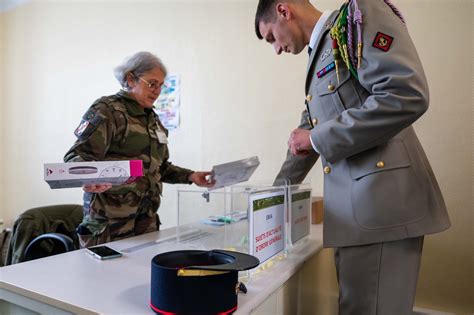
left=254, top=0, right=451, bottom=313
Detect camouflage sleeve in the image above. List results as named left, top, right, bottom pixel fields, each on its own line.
left=153, top=118, right=194, bottom=184
left=64, top=102, right=114, bottom=162
left=160, top=160, right=194, bottom=184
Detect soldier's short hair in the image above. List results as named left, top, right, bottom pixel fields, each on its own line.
left=114, top=51, right=168, bottom=90
left=254, top=0, right=302, bottom=40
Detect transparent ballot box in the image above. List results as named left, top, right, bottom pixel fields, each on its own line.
left=177, top=182, right=312, bottom=265
left=176, top=186, right=253, bottom=254
left=287, top=182, right=312, bottom=247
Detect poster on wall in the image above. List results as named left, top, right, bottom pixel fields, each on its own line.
left=153, top=74, right=180, bottom=130
left=249, top=190, right=286, bottom=264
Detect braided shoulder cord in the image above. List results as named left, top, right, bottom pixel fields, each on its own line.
left=352, top=1, right=363, bottom=68
left=330, top=0, right=406, bottom=82
left=346, top=0, right=363, bottom=71
left=383, top=0, right=406, bottom=24
left=346, top=9, right=357, bottom=69
left=330, top=2, right=358, bottom=80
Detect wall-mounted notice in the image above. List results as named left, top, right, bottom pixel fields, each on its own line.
left=290, top=189, right=311, bottom=244
left=249, top=190, right=285, bottom=263
left=153, top=74, right=180, bottom=130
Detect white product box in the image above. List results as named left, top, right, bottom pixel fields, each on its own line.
left=44, top=160, right=143, bottom=189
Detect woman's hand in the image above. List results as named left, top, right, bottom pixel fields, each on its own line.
left=83, top=183, right=113, bottom=193
left=189, top=171, right=215, bottom=187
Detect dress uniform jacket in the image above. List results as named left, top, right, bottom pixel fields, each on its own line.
left=64, top=90, right=193, bottom=241
left=276, top=0, right=450, bottom=247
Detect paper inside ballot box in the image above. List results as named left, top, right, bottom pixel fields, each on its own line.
left=44, top=160, right=143, bottom=189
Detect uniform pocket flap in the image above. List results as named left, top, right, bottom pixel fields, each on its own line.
left=316, top=67, right=351, bottom=96
left=348, top=139, right=411, bottom=180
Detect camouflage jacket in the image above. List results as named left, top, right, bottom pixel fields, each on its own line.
left=64, top=90, right=193, bottom=220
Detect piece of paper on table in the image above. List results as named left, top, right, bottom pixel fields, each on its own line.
left=209, top=156, right=260, bottom=190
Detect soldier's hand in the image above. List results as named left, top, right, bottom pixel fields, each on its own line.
left=83, top=183, right=113, bottom=193
left=288, top=128, right=312, bottom=156
left=189, top=171, right=215, bottom=187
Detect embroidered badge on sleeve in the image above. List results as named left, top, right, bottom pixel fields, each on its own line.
left=73, top=107, right=105, bottom=139
left=372, top=32, right=394, bottom=52
left=74, top=120, right=90, bottom=137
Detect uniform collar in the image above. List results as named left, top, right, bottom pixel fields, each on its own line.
left=306, top=10, right=340, bottom=73
left=305, top=10, right=340, bottom=92
left=309, top=10, right=334, bottom=51
left=116, top=89, right=150, bottom=117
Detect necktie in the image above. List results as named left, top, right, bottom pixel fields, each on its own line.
left=308, top=46, right=313, bottom=56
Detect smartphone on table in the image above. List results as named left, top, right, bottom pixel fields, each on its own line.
left=86, top=245, right=122, bottom=260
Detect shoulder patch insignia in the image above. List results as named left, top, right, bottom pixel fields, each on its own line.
left=373, top=32, right=393, bottom=52
left=85, top=112, right=95, bottom=120
left=74, top=119, right=90, bottom=137
left=74, top=106, right=106, bottom=139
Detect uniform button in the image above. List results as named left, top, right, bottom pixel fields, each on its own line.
left=328, top=84, right=335, bottom=91
left=306, top=94, right=313, bottom=102
left=376, top=161, right=385, bottom=168
left=312, top=118, right=318, bottom=126
left=323, top=166, right=331, bottom=174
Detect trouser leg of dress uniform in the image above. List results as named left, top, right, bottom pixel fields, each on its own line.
left=334, top=236, right=424, bottom=315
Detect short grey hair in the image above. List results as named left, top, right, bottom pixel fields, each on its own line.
left=113, top=51, right=167, bottom=90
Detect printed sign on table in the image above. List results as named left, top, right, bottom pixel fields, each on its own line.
left=290, top=189, right=311, bottom=244
left=249, top=190, right=285, bottom=263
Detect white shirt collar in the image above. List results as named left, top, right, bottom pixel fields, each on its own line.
left=309, top=10, right=334, bottom=50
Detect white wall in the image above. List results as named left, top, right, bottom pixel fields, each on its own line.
left=0, top=0, right=472, bottom=312
left=398, top=1, right=472, bottom=312
left=0, top=10, right=5, bottom=222
left=0, top=0, right=333, bottom=229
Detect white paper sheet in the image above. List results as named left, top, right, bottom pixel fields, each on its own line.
left=209, top=156, right=260, bottom=190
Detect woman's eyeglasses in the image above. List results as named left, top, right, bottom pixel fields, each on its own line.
left=132, top=73, right=166, bottom=90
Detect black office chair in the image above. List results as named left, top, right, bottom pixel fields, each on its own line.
left=23, top=232, right=76, bottom=262
left=6, top=204, right=83, bottom=264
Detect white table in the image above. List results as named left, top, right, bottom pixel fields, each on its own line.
left=0, top=224, right=323, bottom=314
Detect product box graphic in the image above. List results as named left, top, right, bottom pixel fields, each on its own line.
left=44, top=160, right=143, bottom=189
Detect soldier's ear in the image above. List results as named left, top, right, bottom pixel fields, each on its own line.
left=126, top=72, right=136, bottom=88
left=276, top=3, right=291, bottom=20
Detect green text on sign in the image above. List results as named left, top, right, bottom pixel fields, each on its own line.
left=253, top=195, right=285, bottom=211
left=292, top=191, right=311, bottom=202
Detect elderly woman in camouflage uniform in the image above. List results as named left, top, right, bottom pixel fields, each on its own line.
left=65, top=51, right=214, bottom=248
